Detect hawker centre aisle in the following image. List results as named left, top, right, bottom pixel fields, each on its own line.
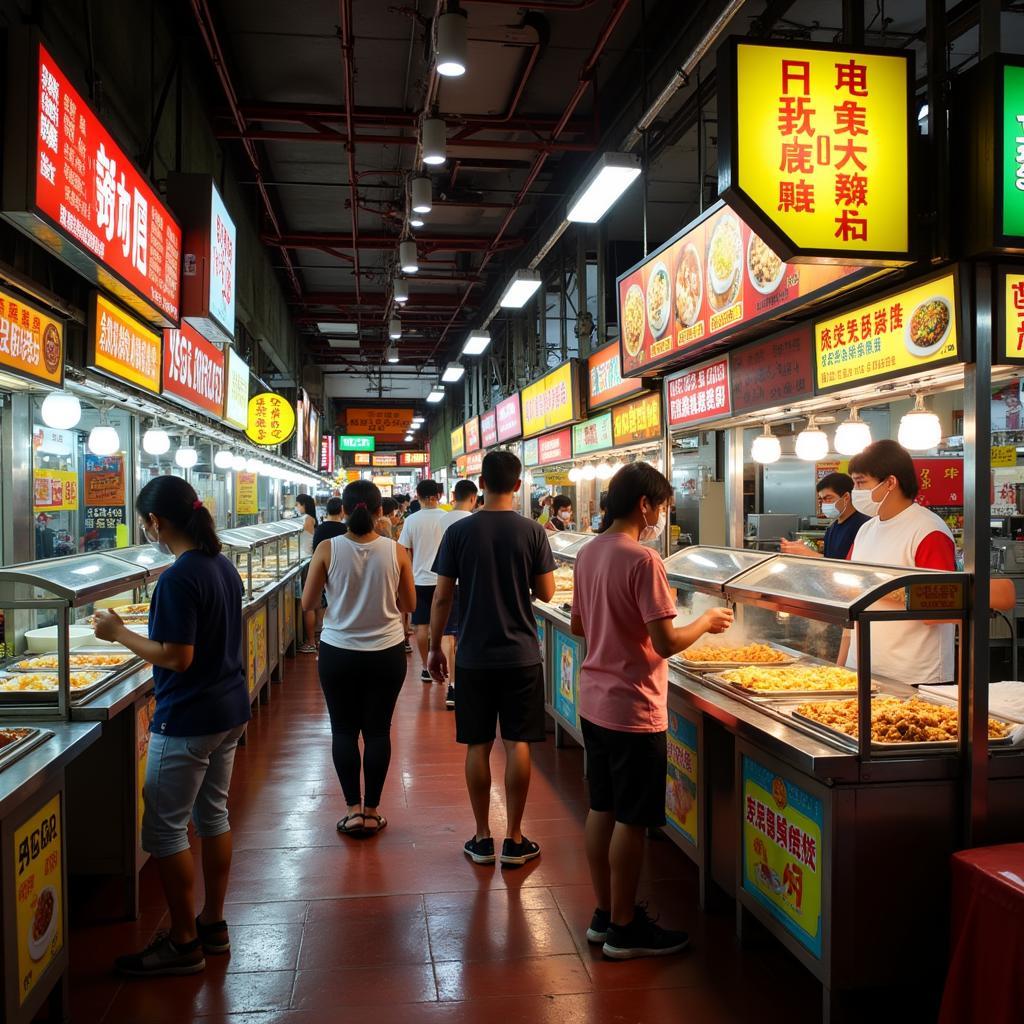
left=66, top=653, right=822, bottom=1024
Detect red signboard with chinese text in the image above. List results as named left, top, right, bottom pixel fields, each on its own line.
left=731, top=325, right=815, bottom=414
left=399, top=451, right=428, bottom=467
left=320, top=436, right=335, bottom=474
left=617, top=201, right=865, bottom=378
left=666, top=356, right=732, bottom=429
left=162, top=321, right=225, bottom=417
left=611, top=392, right=663, bottom=447
left=464, top=416, right=481, bottom=453
left=480, top=409, right=498, bottom=448
left=13, top=42, right=181, bottom=326
left=587, top=340, right=645, bottom=411
left=343, top=407, right=414, bottom=441
left=914, top=458, right=963, bottom=507
left=496, top=393, right=523, bottom=442
left=537, top=428, right=572, bottom=466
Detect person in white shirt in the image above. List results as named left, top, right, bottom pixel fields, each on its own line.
left=436, top=480, right=478, bottom=709
left=399, top=479, right=451, bottom=681
left=838, top=440, right=956, bottom=684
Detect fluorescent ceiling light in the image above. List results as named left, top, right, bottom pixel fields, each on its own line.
left=441, top=362, right=465, bottom=383
left=427, top=388, right=445, bottom=403
left=410, top=176, right=432, bottom=214
left=499, top=269, right=541, bottom=308
left=436, top=8, right=467, bottom=77
left=566, top=152, right=642, bottom=223
left=316, top=321, right=358, bottom=334
left=462, top=330, right=491, bottom=356
left=405, top=434, right=414, bottom=442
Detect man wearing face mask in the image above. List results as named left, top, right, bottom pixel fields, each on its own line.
left=780, top=473, right=869, bottom=560
left=545, top=495, right=575, bottom=532
left=836, top=440, right=956, bottom=683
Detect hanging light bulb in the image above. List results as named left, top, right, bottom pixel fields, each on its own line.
left=834, top=407, right=872, bottom=456
left=174, top=442, right=198, bottom=469
left=795, top=416, right=830, bottom=462
left=595, top=461, right=614, bottom=480
left=898, top=393, right=943, bottom=451
left=393, top=277, right=409, bottom=304
left=421, top=117, right=447, bottom=165
left=567, top=466, right=582, bottom=482
left=399, top=240, right=419, bottom=273
left=410, top=176, right=432, bottom=214
left=751, top=424, right=782, bottom=465
left=87, top=407, right=119, bottom=456
left=245, top=457, right=261, bottom=473
left=231, top=453, right=247, bottom=472
left=580, top=464, right=597, bottom=481
left=389, top=318, right=402, bottom=340
left=435, top=4, right=468, bottom=77
left=214, top=449, right=234, bottom=470
left=40, top=391, right=81, bottom=429
left=142, top=421, right=170, bottom=456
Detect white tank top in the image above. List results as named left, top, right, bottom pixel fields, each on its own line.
left=320, top=534, right=405, bottom=652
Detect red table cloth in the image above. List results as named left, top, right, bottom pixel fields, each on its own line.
left=939, top=843, right=1024, bottom=1024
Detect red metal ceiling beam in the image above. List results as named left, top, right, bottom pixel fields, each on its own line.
left=188, top=0, right=302, bottom=298
left=338, top=0, right=361, bottom=303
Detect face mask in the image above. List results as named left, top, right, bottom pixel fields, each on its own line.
left=639, top=508, right=666, bottom=542
left=850, top=488, right=881, bottom=517
left=558, top=510, right=572, bottom=522
left=143, top=526, right=172, bottom=556
left=820, top=502, right=839, bottom=519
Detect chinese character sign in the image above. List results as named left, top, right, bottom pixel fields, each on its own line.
left=587, top=341, right=644, bottom=410
left=450, top=426, right=465, bottom=458
left=399, top=451, right=428, bottom=467
left=464, top=416, right=480, bottom=453
left=480, top=409, right=498, bottom=448
left=1004, top=274, right=1024, bottom=362
left=162, top=322, right=225, bottom=416
left=223, top=348, right=249, bottom=429
left=496, top=393, right=523, bottom=441
left=730, top=325, right=814, bottom=414
left=611, top=392, right=663, bottom=446
left=33, top=469, right=78, bottom=512
left=914, top=458, right=963, bottom=507
left=89, top=294, right=162, bottom=393
left=33, top=44, right=181, bottom=323
left=537, top=428, right=572, bottom=466
left=666, top=357, right=732, bottom=428
left=521, top=363, right=579, bottom=437
left=813, top=272, right=959, bottom=392
left=722, top=40, right=911, bottom=263
left=0, top=286, right=64, bottom=386
left=209, top=183, right=236, bottom=336
left=742, top=756, right=823, bottom=958
left=343, top=407, right=414, bottom=441
left=1003, top=64, right=1024, bottom=239
left=338, top=434, right=375, bottom=452
left=572, top=413, right=614, bottom=456
left=244, top=393, right=296, bottom=446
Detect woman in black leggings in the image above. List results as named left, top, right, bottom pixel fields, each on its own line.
left=302, top=481, right=416, bottom=836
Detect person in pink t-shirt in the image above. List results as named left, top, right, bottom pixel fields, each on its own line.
left=571, top=462, right=732, bottom=961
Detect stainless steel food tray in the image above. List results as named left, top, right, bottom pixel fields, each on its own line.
left=0, top=727, right=53, bottom=771
left=702, top=669, right=871, bottom=701
left=674, top=647, right=799, bottom=672
left=0, top=668, right=131, bottom=705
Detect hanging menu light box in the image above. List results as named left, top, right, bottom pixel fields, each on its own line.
left=495, top=393, right=523, bottom=442
left=168, top=174, right=236, bottom=342
left=718, top=38, right=913, bottom=265
left=339, top=434, right=375, bottom=452
left=521, top=361, right=581, bottom=437
left=450, top=426, right=465, bottom=459
left=587, top=340, right=645, bottom=412
left=344, top=407, right=414, bottom=441
left=730, top=325, right=815, bottom=415
left=480, top=408, right=498, bottom=448
left=1001, top=272, right=1024, bottom=364
left=611, top=392, right=663, bottom=447
left=666, top=356, right=733, bottom=430
left=464, top=416, right=480, bottom=453
left=371, top=452, right=398, bottom=468
left=4, top=37, right=182, bottom=326
left=616, top=201, right=866, bottom=379
left=0, top=285, right=64, bottom=388
left=399, top=451, right=428, bottom=466
left=223, top=348, right=249, bottom=429
left=88, top=292, right=162, bottom=394
left=162, top=321, right=225, bottom=417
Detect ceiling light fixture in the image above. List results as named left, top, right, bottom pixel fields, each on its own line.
left=750, top=424, right=782, bottom=464
left=435, top=4, right=468, bottom=77
left=405, top=434, right=414, bottom=443
left=40, top=391, right=82, bottom=430
left=142, top=421, right=171, bottom=456
left=231, top=453, right=247, bottom=471
left=214, top=449, right=234, bottom=470
left=596, top=461, right=614, bottom=480
left=410, top=176, right=432, bottom=214
left=87, top=406, right=119, bottom=457
left=795, top=416, right=830, bottom=462
left=427, top=387, right=445, bottom=403
left=580, top=463, right=597, bottom=481
left=389, top=318, right=402, bottom=340
left=386, top=344, right=399, bottom=364
left=567, top=466, right=582, bottom=483
left=393, top=277, right=409, bottom=304
left=898, top=393, right=943, bottom=451
left=566, top=152, right=642, bottom=223
left=409, top=207, right=425, bottom=229
left=399, top=240, right=419, bottom=274
left=462, top=330, right=491, bottom=356
left=441, top=362, right=465, bottom=383
left=245, top=457, right=261, bottom=473
left=174, top=442, right=198, bottom=469
left=499, top=269, right=542, bottom=308
left=421, top=117, right=447, bottom=166
left=834, top=407, right=873, bottom=456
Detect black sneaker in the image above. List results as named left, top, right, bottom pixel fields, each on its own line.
left=115, top=931, right=206, bottom=976
left=500, top=836, right=541, bottom=867
left=420, top=669, right=432, bottom=683
left=445, top=685, right=455, bottom=709
left=464, top=835, right=496, bottom=865
left=602, top=905, right=689, bottom=961
left=586, top=907, right=611, bottom=944
left=196, top=916, right=230, bottom=954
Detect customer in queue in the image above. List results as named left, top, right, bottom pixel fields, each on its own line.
left=429, top=451, right=555, bottom=867
left=295, top=493, right=319, bottom=654
left=570, top=462, right=733, bottom=960
left=780, top=472, right=870, bottom=560
left=303, top=480, right=416, bottom=836
left=94, top=476, right=249, bottom=977
left=376, top=497, right=402, bottom=539
left=313, top=496, right=347, bottom=548
left=545, top=495, right=574, bottom=532
left=838, top=440, right=956, bottom=683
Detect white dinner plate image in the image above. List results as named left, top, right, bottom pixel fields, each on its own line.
left=903, top=296, right=953, bottom=357
left=645, top=261, right=671, bottom=337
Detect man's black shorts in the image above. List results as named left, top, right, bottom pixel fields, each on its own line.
left=412, top=584, right=435, bottom=626
left=581, top=717, right=667, bottom=828
left=455, top=663, right=546, bottom=744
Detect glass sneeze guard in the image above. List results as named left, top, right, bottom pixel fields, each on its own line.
left=546, top=531, right=594, bottom=562
left=664, top=545, right=775, bottom=596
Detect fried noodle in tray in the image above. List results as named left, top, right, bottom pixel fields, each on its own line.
left=708, top=664, right=871, bottom=698
left=674, top=642, right=797, bottom=671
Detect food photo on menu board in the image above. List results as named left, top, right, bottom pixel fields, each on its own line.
left=618, top=202, right=862, bottom=376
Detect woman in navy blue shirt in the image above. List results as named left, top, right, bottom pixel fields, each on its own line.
left=94, top=476, right=249, bottom=978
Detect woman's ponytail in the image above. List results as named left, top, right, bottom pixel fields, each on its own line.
left=137, top=475, right=222, bottom=555
left=343, top=479, right=382, bottom=536
left=186, top=502, right=222, bottom=556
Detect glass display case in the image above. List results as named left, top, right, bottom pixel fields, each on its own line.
left=221, top=519, right=304, bottom=602
left=664, top=546, right=991, bottom=762
left=0, top=551, right=170, bottom=718
left=545, top=531, right=593, bottom=563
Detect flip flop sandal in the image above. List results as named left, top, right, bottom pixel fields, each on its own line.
left=362, top=813, right=387, bottom=835
left=337, top=813, right=366, bottom=835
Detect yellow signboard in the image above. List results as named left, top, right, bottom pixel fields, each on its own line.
left=992, top=445, right=1017, bottom=468
left=521, top=362, right=578, bottom=437
left=135, top=696, right=155, bottom=848
left=246, top=606, right=267, bottom=697
left=1004, top=273, right=1024, bottom=362
left=90, top=293, right=162, bottom=393
left=450, top=425, right=465, bottom=459
left=235, top=471, right=258, bottom=515
left=722, top=39, right=911, bottom=264
left=813, top=272, right=959, bottom=393
left=14, top=793, right=63, bottom=1005
left=245, top=392, right=296, bottom=446
left=33, top=469, right=78, bottom=512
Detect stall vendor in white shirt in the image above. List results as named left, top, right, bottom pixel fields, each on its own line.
left=836, top=440, right=956, bottom=685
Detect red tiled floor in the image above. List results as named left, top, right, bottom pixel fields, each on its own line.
left=66, top=651, right=823, bottom=1023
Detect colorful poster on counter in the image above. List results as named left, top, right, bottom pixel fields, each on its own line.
left=914, top=458, right=963, bottom=507
left=742, top=755, right=823, bottom=958
left=618, top=201, right=862, bottom=378
left=235, top=471, right=258, bottom=515
left=552, top=629, right=581, bottom=730
left=813, top=271, right=960, bottom=393
left=534, top=613, right=546, bottom=657
left=14, top=792, right=63, bottom=1005
left=246, top=607, right=267, bottom=697
left=666, top=710, right=698, bottom=847
left=33, top=469, right=77, bottom=512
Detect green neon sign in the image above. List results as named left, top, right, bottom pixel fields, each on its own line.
left=338, top=434, right=375, bottom=452
left=1003, top=65, right=1024, bottom=238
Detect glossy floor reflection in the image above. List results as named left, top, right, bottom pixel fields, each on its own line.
left=66, top=652, right=821, bottom=1023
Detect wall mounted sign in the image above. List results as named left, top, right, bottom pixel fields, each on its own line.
left=399, top=451, right=428, bottom=466
left=812, top=270, right=961, bottom=393
left=294, top=388, right=321, bottom=467
left=730, top=325, right=815, bottom=415
left=536, top=428, right=572, bottom=466
left=353, top=452, right=371, bottom=466
left=162, top=321, right=224, bottom=417
left=456, top=450, right=484, bottom=477
left=339, top=434, right=375, bottom=452
left=34, top=468, right=78, bottom=512
left=371, top=452, right=398, bottom=468
left=523, top=437, right=539, bottom=467
left=587, top=340, right=645, bottom=411
left=572, top=412, right=614, bottom=456
left=719, top=38, right=912, bottom=265
left=344, top=407, right=413, bottom=441
left=4, top=39, right=181, bottom=325
left=1001, top=272, right=1024, bottom=363
left=0, top=285, right=63, bottom=387
left=617, top=201, right=865, bottom=378
left=320, top=435, right=335, bottom=474
left=450, top=425, right=465, bottom=459
left=612, top=392, right=663, bottom=446
left=464, top=415, right=480, bottom=453
left=88, top=293, right=162, bottom=394
left=521, top=361, right=581, bottom=437
left=235, top=471, right=258, bottom=514
left=496, top=393, right=523, bottom=442
left=914, top=458, right=963, bottom=507
left=480, top=408, right=498, bottom=448
left=222, top=348, right=249, bottom=429
left=245, top=392, right=296, bottom=446
left=666, top=356, right=732, bottom=429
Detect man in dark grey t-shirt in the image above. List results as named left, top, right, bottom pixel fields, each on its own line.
left=429, top=450, right=555, bottom=869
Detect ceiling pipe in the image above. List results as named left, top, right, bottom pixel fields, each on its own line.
left=189, top=0, right=302, bottom=297
left=339, top=0, right=362, bottom=303
left=263, top=232, right=525, bottom=252
left=214, top=127, right=595, bottom=152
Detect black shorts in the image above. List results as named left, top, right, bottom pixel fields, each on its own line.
left=455, top=663, right=546, bottom=745
left=443, top=587, right=459, bottom=638
left=581, top=718, right=667, bottom=827
left=412, top=585, right=435, bottom=626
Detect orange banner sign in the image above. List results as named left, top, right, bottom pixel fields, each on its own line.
left=89, top=293, right=162, bottom=393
